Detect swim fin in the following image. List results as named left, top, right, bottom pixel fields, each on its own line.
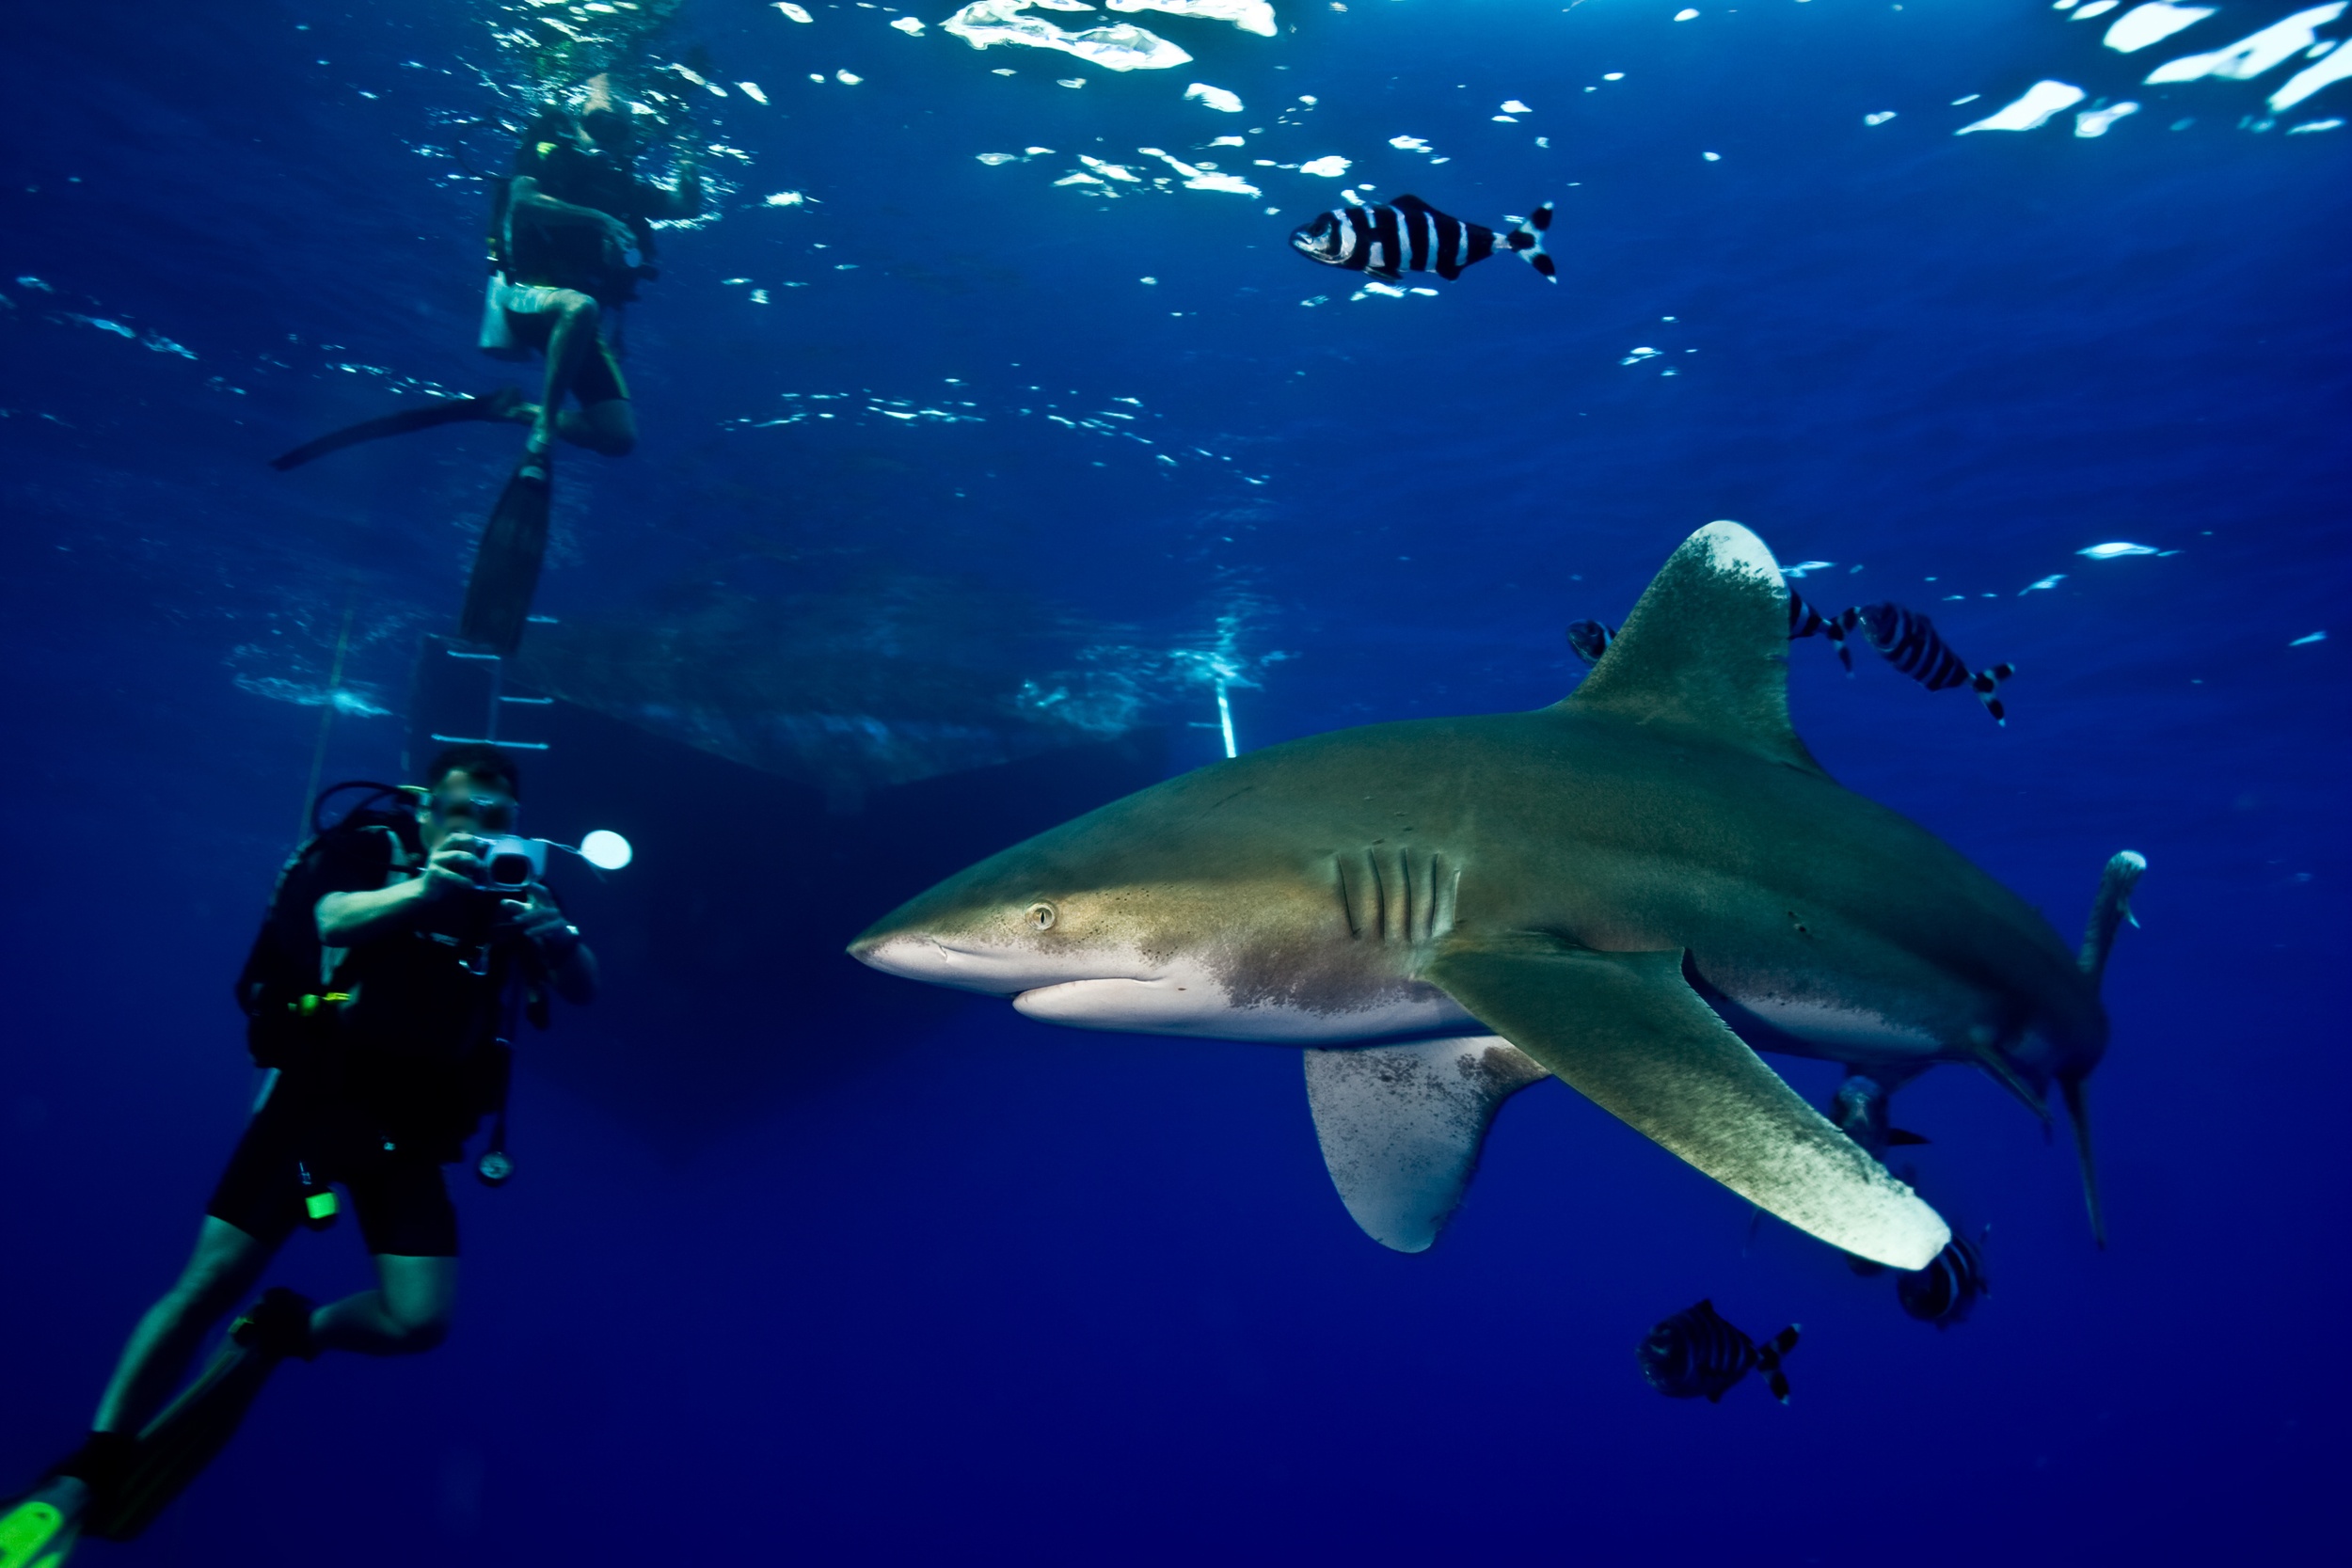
left=0, top=1496, right=76, bottom=1568
left=456, top=444, right=553, bottom=656
left=269, top=388, right=523, bottom=471
left=79, top=1289, right=316, bottom=1544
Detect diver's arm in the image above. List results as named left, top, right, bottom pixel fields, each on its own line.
left=553, top=942, right=598, bottom=1006
left=641, top=165, right=704, bottom=221
left=316, top=844, right=485, bottom=945
left=507, top=176, right=635, bottom=250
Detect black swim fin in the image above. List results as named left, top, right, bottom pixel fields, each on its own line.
left=80, top=1290, right=315, bottom=1544
left=269, top=388, right=523, bottom=471
left=457, top=445, right=553, bottom=656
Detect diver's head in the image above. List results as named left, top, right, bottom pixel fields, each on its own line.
left=1289, top=211, right=1345, bottom=267
left=580, top=106, right=636, bottom=156
left=576, top=71, right=635, bottom=155
left=420, top=741, right=521, bottom=849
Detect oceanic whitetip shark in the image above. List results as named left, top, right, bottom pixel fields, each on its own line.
left=851, top=523, right=2143, bottom=1269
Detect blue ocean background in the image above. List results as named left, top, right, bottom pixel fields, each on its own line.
left=4, top=0, right=2346, bottom=1561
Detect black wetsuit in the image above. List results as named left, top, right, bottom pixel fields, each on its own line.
left=503, top=133, right=662, bottom=306
left=211, top=819, right=555, bottom=1258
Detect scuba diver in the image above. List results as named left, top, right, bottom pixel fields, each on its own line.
left=486, top=71, right=704, bottom=471
left=271, top=72, right=703, bottom=653
left=0, top=746, right=596, bottom=1564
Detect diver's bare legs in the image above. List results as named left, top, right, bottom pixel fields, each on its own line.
left=310, top=1255, right=456, bottom=1355
left=90, top=1216, right=275, bottom=1436
left=508, top=395, right=636, bottom=456
left=504, top=289, right=638, bottom=461
left=90, top=1226, right=454, bottom=1437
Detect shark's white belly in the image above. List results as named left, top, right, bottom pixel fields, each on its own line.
left=1726, top=991, right=1945, bottom=1057
left=1014, top=952, right=1474, bottom=1041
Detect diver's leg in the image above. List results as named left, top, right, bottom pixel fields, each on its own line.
left=90, top=1217, right=276, bottom=1435
left=309, top=1256, right=456, bottom=1355
left=569, top=397, right=637, bottom=456
left=530, top=291, right=603, bottom=454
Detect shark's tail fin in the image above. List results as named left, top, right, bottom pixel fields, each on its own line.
left=1504, top=201, right=1556, bottom=281
left=2064, top=850, right=2147, bottom=1250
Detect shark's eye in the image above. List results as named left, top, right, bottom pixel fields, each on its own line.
left=1025, top=901, right=1057, bottom=932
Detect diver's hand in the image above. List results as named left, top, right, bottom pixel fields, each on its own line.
left=420, top=837, right=489, bottom=904
left=501, top=887, right=581, bottom=958
left=593, top=211, right=635, bottom=256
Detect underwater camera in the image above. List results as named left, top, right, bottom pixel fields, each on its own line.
left=476, top=833, right=547, bottom=894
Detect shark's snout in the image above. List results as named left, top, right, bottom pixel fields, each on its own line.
left=850, top=932, right=1032, bottom=994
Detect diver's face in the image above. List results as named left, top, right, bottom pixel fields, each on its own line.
left=581, top=110, right=633, bottom=155
left=421, top=770, right=517, bottom=849
left=1290, top=214, right=1344, bottom=265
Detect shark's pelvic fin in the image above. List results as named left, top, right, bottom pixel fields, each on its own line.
left=2078, top=849, right=2148, bottom=990
left=1564, top=521, right=1827, bottom=776
left=1426, top=942, right=1949, bottom=1270
left=1302, top=1036, right=1550, bottom=1253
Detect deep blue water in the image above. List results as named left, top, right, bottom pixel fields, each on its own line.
left=4, top=0, right=2347, bottom=1562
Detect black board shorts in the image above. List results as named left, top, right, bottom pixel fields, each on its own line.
left=206, top=1080, right=460, bottom=1258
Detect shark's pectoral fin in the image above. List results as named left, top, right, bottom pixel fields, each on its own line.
left=1425, top=942, right=1950, bottom=1270
left=1303, top=1037, right=1550, bottom=1253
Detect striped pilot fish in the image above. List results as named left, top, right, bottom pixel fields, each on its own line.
left=1638, top=1299, right=1801, bottom=1404
left=1289, top=194, right=1556, bottom=284
left=1572, top=591, right=2014, bottom=724
left=1897, top=1230, right=1990, bottom=1328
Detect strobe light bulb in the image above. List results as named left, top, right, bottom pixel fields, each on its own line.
left=578, top=830, right=634, bottom=870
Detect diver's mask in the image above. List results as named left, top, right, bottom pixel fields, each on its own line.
left=428, top=790, right=518, bottom=832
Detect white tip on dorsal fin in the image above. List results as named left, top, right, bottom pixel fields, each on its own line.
left=1303, top=1037, right=1550, bottom=1253
left=1565, top=520, right=1825, bottom=775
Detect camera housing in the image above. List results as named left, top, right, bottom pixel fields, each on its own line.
left=476, top=834, right=547, bottom=894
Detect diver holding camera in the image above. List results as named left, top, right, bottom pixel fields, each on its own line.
left=3, top=744, right=596, bottom=1555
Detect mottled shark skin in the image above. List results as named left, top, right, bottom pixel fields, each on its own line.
left=852, top=522, right=2132, bottom=1267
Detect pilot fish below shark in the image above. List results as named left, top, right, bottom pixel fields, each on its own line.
left=1290, top=194, right=1556, bottom=283
left=850, top=522, right=2143, bottom=1268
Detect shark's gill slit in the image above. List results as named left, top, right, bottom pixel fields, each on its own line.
left=1377, top=848, right=1394, bottom=942
left=1333, top=857, right=1361, bottom=939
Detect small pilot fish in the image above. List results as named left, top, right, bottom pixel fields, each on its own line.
left=1637, top=1299, right=1800, bottom=1404
left=1290, top=194, right=1556, bottom=284
left=1786, top=588, right=1855, bottom=671
left=1572, top=591, right=2013, bottom=724
left=1897, top=1232, right=1990, bottom=1328
left=1848, top=602, right=2015, bottom=725
left=1565, top=617, right=1614, bottom=664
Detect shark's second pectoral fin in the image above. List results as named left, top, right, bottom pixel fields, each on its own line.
left=1303, top=1037, right=1551, bottom=1253
left=1426, top=943, right=1950, bottom=1270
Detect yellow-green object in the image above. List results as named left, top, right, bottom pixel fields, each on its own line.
left=0, top=1497, right=71, bottom=1568
left=304, top=1190, right=339, bottom=1223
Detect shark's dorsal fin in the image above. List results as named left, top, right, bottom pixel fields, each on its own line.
left=1303, top=1037, right=1550, bottom=1253
left=1565, top=521, right=1825, bottom=774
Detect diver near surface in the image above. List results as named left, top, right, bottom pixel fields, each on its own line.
left=271, top=72, right=702, bottom=653
left=0, top=745, right=596, bottom=1563
left=456, top=71, right=704, bottom=652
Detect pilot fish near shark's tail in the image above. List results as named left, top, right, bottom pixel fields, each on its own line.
left=1289, top=194, right=1555, bottom=284
left=1638, top=1299, right=1800, bottom=1404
